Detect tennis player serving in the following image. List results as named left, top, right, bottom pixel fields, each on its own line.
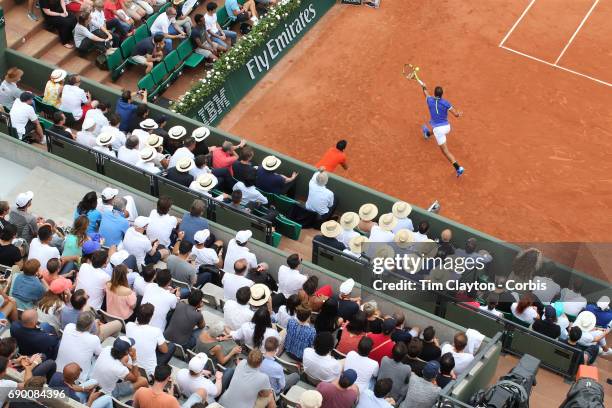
left=420, top=83, right=464, bottom=177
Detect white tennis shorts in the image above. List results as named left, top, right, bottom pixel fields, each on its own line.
left=432, top=124, right=451, bottom=146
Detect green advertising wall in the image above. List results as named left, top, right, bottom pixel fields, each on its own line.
left=187, top=0, right=336, bottom=125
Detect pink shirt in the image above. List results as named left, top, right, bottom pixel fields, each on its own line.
left=211, top=147, right=238, bottom=175
left=104, top=286, right=137, bottom=319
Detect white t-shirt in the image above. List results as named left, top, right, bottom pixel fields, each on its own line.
left=511, top=303, right=538, bottom=324
left=277, top=265, right=307, bottom=298
left=9, top=99, right=38, bottom=136
left=343, top=351, right=379, bottom=392
left=204, top=12, right=220, bottom=35
left=141, top=284, right=178, bottom=330
left=223, top=300, right=254, bottom=331
left=118, top=147, right=140, bottom=165
left=231, top=322, right=280, bottom=352
left=150, top=12, right=172, bottom=35
left=440, top=344, right=474, bottom=375
left=75, top=263, right=111, bottom=309
left=133, top=277, right=155, bottom=297
left=0, top=379, right=19, bottom=406
left=191, top=246, right=219, bottom=268
left=168, top=147, right=194, bottom=169
left=59, top=84, right=88, bottom=120
left=302, top=348, right=341, bottom=382
left=126, top=322, right=166, bottom=375
left=91, top=347, right=130, bottom=394
left=120, top=227, right=152, bottom=270
left=28, top=238, right=60, bottom=269
left=479, top=305, right=503, bottom=318
left=369, top=226, right=394, bottom=243
left=176, top=369, right=218, bottom=403
left=76, top=130, right=97, bottom=148
left=55, top=323, right=102, bottom=381
left=223, top=239, right=258, bottom=274
left=222, top=273, right=254, bottom=301
left=146, top=210, right=177, bottom=247
left=305, top=172, right=334, bottom=215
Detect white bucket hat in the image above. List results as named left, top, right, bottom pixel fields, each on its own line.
left=359, top=203, right=378, bottom=221
left=320, top=220, right=342, bottom=238
left=394, top=229, right=414, bottom=248
left=140, top=146, right=156, bottom=162
left=50, top=69, right=67, bottom=83
left=262, top=155, right=281, bottom=171
left=147, top=134, right=164, bottom=148
left=139, top=118, right=158, bottom=130
left=96, top=132, right=114, bottom=146
left=176, top=157, right=195, bottom=173
left=340, top=212, right=359, bottom=230
left=392, top=201, right=412, bottom=219
left=378, top=213, right=398, bottom=231
left=192, top=126, right=210, bottom=142
left=168, top=125, right=187, bottom=139
left=574, top=311, right=596, bottom=333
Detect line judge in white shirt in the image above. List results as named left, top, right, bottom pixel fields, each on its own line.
left=222, top=258, right=254, bottom=301
left=277, top=253, right=307, bottom=299
left=140, top=269, right=178, bottom=331
left=305, top=168, right=335, bottom=221
left=369, top=213, right=397, bottom=243
left=391, top=201, right=414, bottom=233
left=222, top=230, right=257, bottom=274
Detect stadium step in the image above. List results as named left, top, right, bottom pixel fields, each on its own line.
left=16, top=29, right=59, bottom=58
left=3, top=1, right=44, bottom=49
left=40, top=42, right=77, bottom=66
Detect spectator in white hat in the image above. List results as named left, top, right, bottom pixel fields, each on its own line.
left=305, top=168, right=335, bottom=222
left=93, top=132, right=116, bottom=157
left=43, top=69, right=67, bottom=108
left=135, top=146, right=161, bottom=174
left=574, top=311, right=611, bottom=355
left=176, top=352, right=224, bottom=403
left=336, top=278, right=360, bottom=321
left=101, top=113, right=126, bottom=151
left=391, top=201, right=414, bottom=233
left=337, top=212, right=360, bottom=248
left=167, top=157, right=195, bottom=187
left=313, top=221, right=345, bottom=252
left=223, top=230, right=257, bottom=274
left=256, top=155, right=298, bottom=195
left=117, top=135, right=141, bottom=166
left=98, top=187, right=119, bottom=212
left=146, top=133, right=169, bottom=170
left=190, top=173, right=227, bottom=202
left=191, top=229, right=222, bottom=269
left=369, top=213, right=397, bottom=243
left=146, top=196, right=179, bottom=247
left=191, top=126, right=211, bottom=156
left=84, top=101, right=110, bottom=137
left=119, top=216, right=160, bottom=270
left=9, top=191, right=40, bottom=243
left=169, top=136, right=196, bottom=169
left=344, top=235, right=368, bottom=259
left=357, top=203, right=378, bottom=234
left=75, top=117, right=98, bottom=148
left=132, top=117, right=158, bottom=149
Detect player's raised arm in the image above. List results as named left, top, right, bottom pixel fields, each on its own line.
left=449, top=106, right=462, bottom=117
left=421, top=83, right=430, bottom=98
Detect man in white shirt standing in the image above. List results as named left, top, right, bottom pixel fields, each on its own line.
left=55, top=313, right=102, bottom=382
left=140, top=269, right=178, bottom=330
left=223, top=230, right=257, bottom=274
left=75, top=250, right=111, bottom=310
left=391, top=201, right=414, bottom=233
left=75, top=117, right=98, bottom=148
left=9, top=92, right=43, bottom=142
left=222, top=259, right=254, bottom=301
left=126, top=303, right=175, bottom=376
left=305, top=168, right=335, bottom=221
left=277, top=253, right=307, bottom=299
left=146, top=196, right=179, bottom=247
left=223, top=286, right=254, bottom=330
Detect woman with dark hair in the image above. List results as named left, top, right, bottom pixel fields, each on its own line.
left=336, top=310, right=367, bottom=354
left=39, top=0, right=77, bottom=48
left=105, top=264, right=137, bottom=320
left=299, top=275, right=327, bottom=313
left=479, top=292, right=502, bottom=318
left=315, top=297, right=341, bottom=333
left=74, top=192, right=101, bottom=234
left=226, top=307, right=280, bottom=351
left=511, top=292, right=539, bottom=325
left=62, top=215, right=89, bottom=261
left=276, top=294, right=300, bottom=328
left=532, top=305, right=562, bottom=339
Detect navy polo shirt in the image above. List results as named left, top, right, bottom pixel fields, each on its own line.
left=256, top=167, right=285, bottom=194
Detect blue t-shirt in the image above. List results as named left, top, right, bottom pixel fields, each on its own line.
left=283, top=318, right=316, bottom=360
left=10, top=274, right=46, bottom=309
left=426, top=96, right=452, bottom=128
left=98, top=209, right=130, bottom=247
left=256, top=167, right=285, bottom=194
left=116, top=99, right=138, bottom=132
left=585, top=304, right=612, bottom=328
left=225, top=0, right=240, bottom=18
left=179, top=212, right=209, bottom=244
left=73, top=208, right=102, bottom=234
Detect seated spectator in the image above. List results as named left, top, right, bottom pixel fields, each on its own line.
left=411, top=220, right=429, bottom=242
left=277, top=253, right=307, bottom=300
left=133, top=364, right=183, bottom=407
left=131, top=115, right=156, bottom=147
left=334, top=278, right=360, bottom=321
left=574, top=310, right=611, bottom=354
left=226, top=298, right=279, bottom=351
left=133, top=265, right=156, bottom=297
left=479, top=292, right=503, bottom=318
left=49, top=362, right=112, bottom=406
left=0, top=355, right=34, bottom=407
left=256, top=156, right=298, bottom=195
left=9, top=92, right=44, bottom=143
left=337, top=212, right=359, bottom=248
left=121, top=216, right=166, bottom=270
left=315, top=297, right=341, bottom=333
left=75, top=249, right=111, bottom=310
left=55, top=313, right=101, bottom=382
left=90, top=0, right=121, bottom=43
left=168, top=131, right=194, bottom=165
left=164, top=289, right=205, bottom=349
left=94, top=132, right=117, bottom=157
left=316, top=140, right=348, bottom=172
left=168, top=157, right=196, bottom=187
left=379, top=342, right=411, bottom=401
left=178, top=199, right=209, bottom=244
left=313, top=220, right=345, bottom=251
left=223, top=259, right=254, bottom=301
left=437, top=229, right=455, bottom=258
left=28, top=224, right=60, bottom=269
left=168, top=239, right=197, bottom=286
left=246, top=262, right=274, bottom=290
left=10, top=259, right=48, bottom=309
left=367, top=318, right=396, bottom=364
left=336, top=310, right=367, bottom=355
left=219, top=349, right=274, bottom=408
left=389, top=312, right=414, bottom=344
left=284, top=306, right=316, bottom=361
left=74, top=191, right=102, bottom=234
left=101, top=113, right=126, bottom=151
left=39, top=0, right=77, bottom=48
left=195, top=320, right=242, bottom=367
left=399, top=361, right=441, bottom=408
left=232, top=146, right=256, bottom=182
left=190, top=14, right=218, bottom=62
left=299, top=275, right=327, bottom=313
left=233, top=174, right=268, bottom=207
left=0, top=68, right=24, bottom=109
left=85, top=101, right=111, bottom=137
left=403, top=338, right=426, bottom=377
left=211, top=139, right=246, bottom=175
left=191, top=229, right=222, bottom=269
left=126, top=303, right=175, bottom=377
left=511, top=293, right=540, bottom=325
left=454, top=237, right=493, bottom=273
left=42, top=69, right=66, bottom=108
left=561, top=326, right=600, bottom=365
left=0, top=223, right=23, bottom=270
left=305, top=168, right=335, bottom=221
left=490, top=275, right=516, bottom=314
left=117, top=134, right=140, bottom=165
left=224, top=286, right=254, bottom=331
left=344, top=236, right=368, bottom=260
left=120, top=0, right=148, bottom=24
left=74, top=12, right=114, bottom=56
left=10, top=309, right=59, bottom=359
left=59, top=289, right=122, bottom=340
left=145, top=196, right=178, bottom=247
left=303, top=332, right=342, bottom=382
left=90, top=336, right=149, bottom=399
left=135, top=146, right=162, bottom=174
left=363, top=301, right=383, bottom=333
left=275, top=294, right=299, bottom=328
left=10, top=191, right=39, bottom=243
left=560, top=279, right=587, bottom=317
left=37, top=277, right=71, bottom=330
left=105, top=264, right=137, bottom=320
left=585, top=296, right=612, bottom=328
left=75, top=117, right=98, bottom=148
left=225, top=0, right=258, bottom=23
left=150, top=7, right=187, bottom=53
left=49, top=112, right=74, bottom=139
left=60, top=75, right=93, bottom=121
left=205, top=2, right=237, bottom=51
left=223, top=230, right=257, bottom=274
left=176, top=353, right=224, bottom=403
left=533, top=304, right=564, bottom=340
left=141, top=269, right=178, bottom=330
left=344, top=337, right=379, bottom=392
left=419, top=326, right=442, bottom=361
left=357, top=378, right=395, bottom=408
left=98, top=197, right=129, bottom=246
left=357, top=203, right=378, bottom=234
left=436, top=352, right=456, bottom=389
left=61, top=216, right=90, bottom=269
left=261, top=336, right=300, bottom=395
left=369, top=213, right=396, bottom=243
left=440, top=332, right=474, bottom=375
left=316, top=368, right=359, bottom=408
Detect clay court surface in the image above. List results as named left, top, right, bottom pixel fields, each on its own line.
left=220, top=0, right=612, bottom=244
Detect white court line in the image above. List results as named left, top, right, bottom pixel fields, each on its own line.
left=499, top=0, right=537, bottom=47
left=554, top=0, right=600, bottom=65
left=500, top=45, right=612, bottom=87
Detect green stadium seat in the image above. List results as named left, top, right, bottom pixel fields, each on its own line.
left=151, top=63, right=169, bottom=86
left=176, top=40, right=193, bottom=61
left=107, top=48, right=128, bottom=81
left=137, top=74, right=159, bottom=99
left=275, top=215, right=302, bottom=240
left=216, top=7, right=231, bottom=28
left=120, top=36, right=137, bottom=60
left=33, top=95, right=58, bottom=118
left=271, top=232, right=282, bottom=248
left=184, top=52, right=205, bottom=69
left=164, top=50, right=182, bottom=72
left=39, top=116, right=53, bottom=130
left=273, top=194, right=299, bottom=216
left=134, top=24, right=150, bottom=43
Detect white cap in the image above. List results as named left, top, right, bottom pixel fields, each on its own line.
left=134, top=216, right=149, bottom=228
left=82, top=117, right=96, bottom=130
left=235, top=230, right=252, bottom=244
left=597, top=296, right=610, bottom=311
left=110, top=250, right=130, bottom=266
left=101, top=187, right=119, bottom=200
left=194, top=229, right=211, bottom=244
left=15, top=191, right=34, bottom=208
left=188, top=353, right=209, bottom=373
left=339, top=278, right=355, bottom=295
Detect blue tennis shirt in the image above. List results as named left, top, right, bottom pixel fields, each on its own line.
left=426, top=96, right=452, bottom=128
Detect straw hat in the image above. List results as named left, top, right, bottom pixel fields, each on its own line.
left=320, top=220, right=342, bottom=238
left=140, top=146, right=156, bottom=162
left=192, top=126, right=210, bottom=142
left=358, top=203, right=378, bottom=221
left=147, top=134, right=164, bottom=148
left=378, top=213, right=398, bottom=231
left=373, top=244, right=394, bottom=260
left=172, top=0, right=184, bottom=4
left=392, top=201, right=412, bottom=219
left=168, top=125, right=187, bottom=139
left=139, top=118, right=158, bottom=130
left=50, top=69, right=67, bottom=83
left=348, top=235, right=368, bottom=254
left=394, top=229, right=414, bottom=248
left=176, top=157, right=195, bottom=173
left=5, top=68, right=23, bottom=82
left=193, top=173, right=218, bottom=191
left=96, top=132, right=114, bottom=147
left=262, top=155, right=281, bottom=171
left=574, top=311, right=596, bottom=333
left=339, top=212, right=359, bottom=230
left=249, top=283, right=271, bottom=307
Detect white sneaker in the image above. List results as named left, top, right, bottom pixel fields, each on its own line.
left=250, top=16, right=259, bottom=24
left=600, top=348, right=612, bottom=356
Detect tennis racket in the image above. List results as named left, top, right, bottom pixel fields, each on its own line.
left=403, top=64, right=425, bottom=87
